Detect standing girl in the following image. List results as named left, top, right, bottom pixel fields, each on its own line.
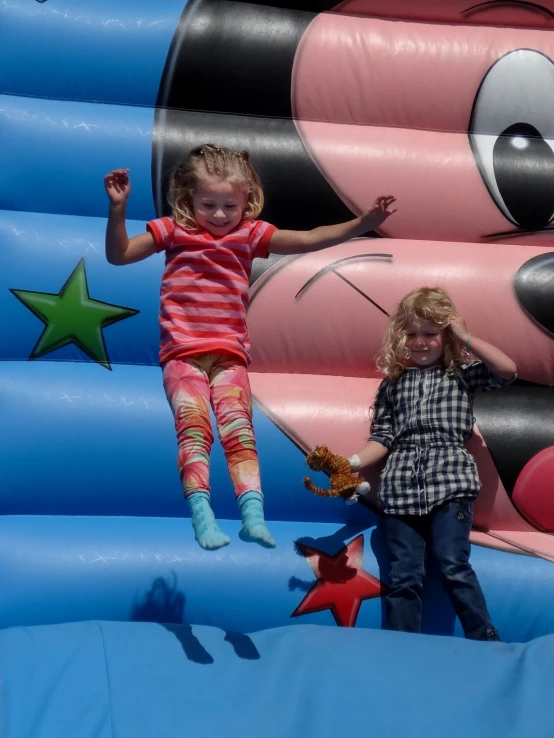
left=350, top=287, right=516, bottom=640
left=104, top=144, right=396, bottom=550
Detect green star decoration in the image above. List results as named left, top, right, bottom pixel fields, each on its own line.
left=10, top=259, right=139, bottom=370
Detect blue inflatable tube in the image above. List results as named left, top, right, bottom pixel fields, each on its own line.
left=1, top=514, right=554, bottom=641
left=0, top=361, right=346, bottom=522
left=0, top=0, right=183, bottom=106
left=0, top=98, right=156, bottom=219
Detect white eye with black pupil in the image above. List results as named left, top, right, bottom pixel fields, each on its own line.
left=469, top=49, right=554, bottom=232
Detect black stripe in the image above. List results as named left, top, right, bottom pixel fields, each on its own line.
left=152, top=109, right=357, bottom=230
left=156, top=0, right=324, bottom=120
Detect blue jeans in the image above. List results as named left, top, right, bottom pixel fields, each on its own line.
left=384, top=499, right=500, bottom=640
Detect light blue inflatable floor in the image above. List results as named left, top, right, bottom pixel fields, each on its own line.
left=1, top=620, right=552, bottom=738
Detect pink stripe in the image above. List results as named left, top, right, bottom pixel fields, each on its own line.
left=164, top=256, right=248, bottom=274
left=212, top=253, right=253, bottom=268
left=158, top=282, right=247, bottom=301
left=172, top=225, right=252, bottom=241
left=161, top=314, right=244, bottom=329
left=173, top=223, right=252, bottom=238
left=162, top=267, right=248, bottom=288
left=161, top=315, right=245, bottom=334
left=162, top=269, right=245, bottom=283
left=162, top=325, right=239, bottom=336
left=167, top=254, right=253, bottom=273
left=168, top=248, right=253, bottom=267
left=162, top=279, right=246, bottom=293
left=217, top=240, right=253, bottom=254
left=251, top=221, right=275, bottom=250
left=160, top=304, right=245, bottom=320
left=160, top=336, right=247, bottom=352
left=250, top=225, right=265, bottom=250
left=162, top=326, right=241, bottom=338
left=158, top=221, right=171, bottom=242
left=161, top=285, right=246, bottom=302
left=170, top=238, right=253, bottom=259
left=172, top=230, right=213, bottom=243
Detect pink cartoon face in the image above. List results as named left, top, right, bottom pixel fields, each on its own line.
left=292, top=1, right=554, bottom=245
left=145, top=0, right=554, bottom=563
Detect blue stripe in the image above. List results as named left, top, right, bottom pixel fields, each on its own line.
left=0, top=0, right=185, bottom=107
left=0, top=513, right=553, bottom=641
left=0, top=96, right=157, bottom=219
left=0, top=360, right=357, bottom=524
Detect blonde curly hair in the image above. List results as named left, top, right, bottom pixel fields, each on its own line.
left=376, top=287, right=466, bottom=379
left=168, top=144, right=264, bottom=230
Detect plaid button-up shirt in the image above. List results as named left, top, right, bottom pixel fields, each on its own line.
left=369, top=361, right=515, bottom=516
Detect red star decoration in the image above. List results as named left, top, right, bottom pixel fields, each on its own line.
left=291, top=534, right=387, bottom=627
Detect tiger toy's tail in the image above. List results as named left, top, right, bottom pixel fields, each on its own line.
left=302, top=476, right=341, bottom=498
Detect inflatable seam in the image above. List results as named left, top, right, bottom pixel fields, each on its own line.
left=0, top=89, right=157, bottom=110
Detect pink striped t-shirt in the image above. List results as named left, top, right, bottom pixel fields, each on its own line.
left=146, top=216, right=276, bottom=366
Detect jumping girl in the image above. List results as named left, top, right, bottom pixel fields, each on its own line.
left=104, top=144, right=396, bottom=550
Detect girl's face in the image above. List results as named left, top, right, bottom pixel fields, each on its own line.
left=192, top=175, right=247, bottom=236
left=404, top=318, right=445, bottom=368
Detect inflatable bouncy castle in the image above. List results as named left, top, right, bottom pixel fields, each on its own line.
left=2, top=1, right=554, bottom=736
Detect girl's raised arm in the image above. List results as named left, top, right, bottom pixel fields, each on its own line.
left=450, top=315, right=517, bottom=381
left=104, top=169, right=157, bottom=265
left=268, top=196, right=397, bottom=256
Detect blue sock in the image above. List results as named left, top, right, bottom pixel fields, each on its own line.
left=187, top=492, right=230, bottom=550
left=238, top=491, right=276, bottom=548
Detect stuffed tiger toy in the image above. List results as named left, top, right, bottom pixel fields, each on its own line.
left=303, top=445, right=370, bottom=504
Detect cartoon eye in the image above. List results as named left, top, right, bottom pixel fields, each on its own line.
left=469, top=49, right=554, bottom=232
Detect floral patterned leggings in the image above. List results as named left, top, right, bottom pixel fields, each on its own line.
left=162, top=354, right=261, bottom=499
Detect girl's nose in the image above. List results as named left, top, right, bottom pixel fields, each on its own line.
left=214, top=208, right=225, bottom=219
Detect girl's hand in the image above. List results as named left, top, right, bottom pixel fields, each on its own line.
left=449, top=314, right=470, bottom=344
left=104, top=169, right=131, bottom=205
left=362, top=195, right=397, bottom=228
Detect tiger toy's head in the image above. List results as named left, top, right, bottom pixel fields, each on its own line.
left=305, top=446, right=334, bottom=472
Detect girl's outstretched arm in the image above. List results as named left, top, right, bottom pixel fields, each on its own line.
left=450, top=315, right=517, bottom=380
left=268, top=196, right=397, bottom=255
left=105, top=169, right=157, bottom=265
